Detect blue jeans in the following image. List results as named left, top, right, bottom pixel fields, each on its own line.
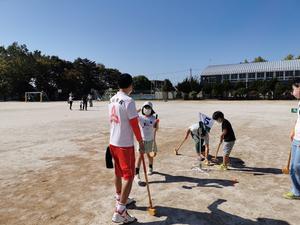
left=290, top=139, right=300, bottom=196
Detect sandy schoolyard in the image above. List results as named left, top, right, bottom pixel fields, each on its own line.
left=0, top=100, right=300, bottom=225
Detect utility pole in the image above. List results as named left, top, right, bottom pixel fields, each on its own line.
left=190, top=68, right=192, bottom=77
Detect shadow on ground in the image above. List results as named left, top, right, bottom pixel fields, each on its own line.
left=134, top=199, right=290, bottom=225
left=149, top=172, right=235, bottom=189
left=216, top=157, right=282, bottom=175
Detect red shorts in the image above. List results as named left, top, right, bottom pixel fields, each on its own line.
left=109, top=145, right=135, bottom=180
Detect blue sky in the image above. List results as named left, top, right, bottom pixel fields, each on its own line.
left=1, top=0, right=300, bottom=83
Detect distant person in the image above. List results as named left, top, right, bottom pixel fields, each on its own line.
left=88, top=94, right=93, bottom=107
left=68, top=93, right=73, bottom=110
left=109, top=73, right=144, bottom=223
left=212, top=111, right=236, bottom=170
left=80, top=98, right=84, bottom=110
left=82, top=95, right=88, bottom=111
left=284, top=81, right=300, bottom=200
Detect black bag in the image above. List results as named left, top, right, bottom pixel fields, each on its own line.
left=105, top=146, right=114, bottom=169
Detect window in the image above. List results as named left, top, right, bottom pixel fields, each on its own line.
left=276, top=71, right=284, bottom=79
left=239, top=74, right=246, bottom=79
left=248, top=73, right=255, bottom=79
left=285, top=71, right=294, bottom=79
left=257, top=72, right=264, bottom=80
left=295, top=71, right=300, bottom=77
left=208, top=76, right=216, bottom=83
left=216, top=75, right=222, bottom=82
left=223, top=74, right=230, bottom=80
left=231, top=74, right=238, bottom=80
left=202, top=76, right=209, bottom=81
left=266, top=72, right=274, bottom=80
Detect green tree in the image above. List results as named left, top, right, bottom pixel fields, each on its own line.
left=3, top=42, right=36, bottom=100
left=253, top=56, right=267, bottom=63
left=284, top=54, right=294, bottom=60
left=162, top=79, right=175, bottom=92
left=235, top=87, right=248, bottom=98
left=222, top=80, right=232, bottom=98
left=202, top=83, right=213, bottom=98
left=133, top=75, right=151, bottom=91
left=101, top=68, right=121, bottom=90
left=274, top=82, right=287, bottom=99
left=176, top=76, right=201, bottom=99
left=212, top=83, right=224, bottom=98
left=176, top=78, right=191, bottom=94
left=162, top=79, right=174, bottom=101
left=257, top=81, right=269, bottom=99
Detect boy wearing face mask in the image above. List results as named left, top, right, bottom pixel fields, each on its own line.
left=135, top=102, right=159, bottom=181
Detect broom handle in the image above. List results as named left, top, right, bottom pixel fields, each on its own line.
left=214, top=142, right=222, bottom=159
left=287, top=149, right=292, bottom=169
left=141, top=154, right=153, bottom=208
left=176, top=138, right=186, bottom=151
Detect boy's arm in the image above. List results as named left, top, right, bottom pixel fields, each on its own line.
left=220, top=129, right=227, bottom=143
left=174, top=129, right=190, bottom=153
left=153, top=119, right=159, bottom=141
left=129, top=117, right=144, bottom=152
left=129, top=117, right=143, bottom=142
left=185, top=129, right=191, bottom=140
left=291, top=122, right=297, bottom=141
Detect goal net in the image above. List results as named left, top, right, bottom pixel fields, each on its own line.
left=25, top=92, right=44, bottom=102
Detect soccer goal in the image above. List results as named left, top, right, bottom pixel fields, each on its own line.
left=25, top=92, right=44, bottom=102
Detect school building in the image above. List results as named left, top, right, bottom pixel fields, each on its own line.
left=201, top=59, right=300, bottom=85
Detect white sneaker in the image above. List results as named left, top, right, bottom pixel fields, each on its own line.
left=148, top=168, right=153, bottom=175
left=112, top=209, right=137, bottom=224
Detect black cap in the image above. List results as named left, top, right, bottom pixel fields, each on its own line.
left=118, top=73, right=133, bottom=89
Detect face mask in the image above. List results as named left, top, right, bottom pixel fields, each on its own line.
left=143, top=108, right=152, bottom=116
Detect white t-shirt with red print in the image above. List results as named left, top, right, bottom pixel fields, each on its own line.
left=139, top=115, right=158, bottom=141
left=109, top=91, right=138, bottom=147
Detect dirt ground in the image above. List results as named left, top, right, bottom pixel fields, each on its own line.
left=1, top=100, right=300, bottom=225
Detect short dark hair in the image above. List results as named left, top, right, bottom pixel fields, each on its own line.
left=212, top=111, right=224, bottom=120
left=293, top=79, right=300, bottom=88
left=141, top=105, right=155, bottom=116
left=118, top=73, right=133, bottom=89
left=293, top=83, right=300, bottom=88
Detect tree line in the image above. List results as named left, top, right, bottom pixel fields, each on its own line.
left=0, top=42, right=299, bottom=101
left=0, top=42, right=176, bottom=101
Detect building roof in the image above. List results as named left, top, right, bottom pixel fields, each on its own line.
left=201, top=59, right=300, bottom=76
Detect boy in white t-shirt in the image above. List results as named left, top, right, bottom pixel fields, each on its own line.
left=108, top=73, right=144, bottom=223
left=284, top=82, right=300, bottom=200
left=135, top=101, right=159, bottom=180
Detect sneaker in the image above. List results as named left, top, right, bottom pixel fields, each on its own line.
left=148, top=168, right=153, bottom=175
left=219, top=164, right=228, bottom=171
left=112, top=209, right=137, bottom=224
left=204, top=159, right=211, bottom=166
left=283, top=192, right=300, bottom=200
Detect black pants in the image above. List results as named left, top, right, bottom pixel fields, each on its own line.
left=69, top=101, right=73, bottom=110
left=83, top=101, right=87, bottom=110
